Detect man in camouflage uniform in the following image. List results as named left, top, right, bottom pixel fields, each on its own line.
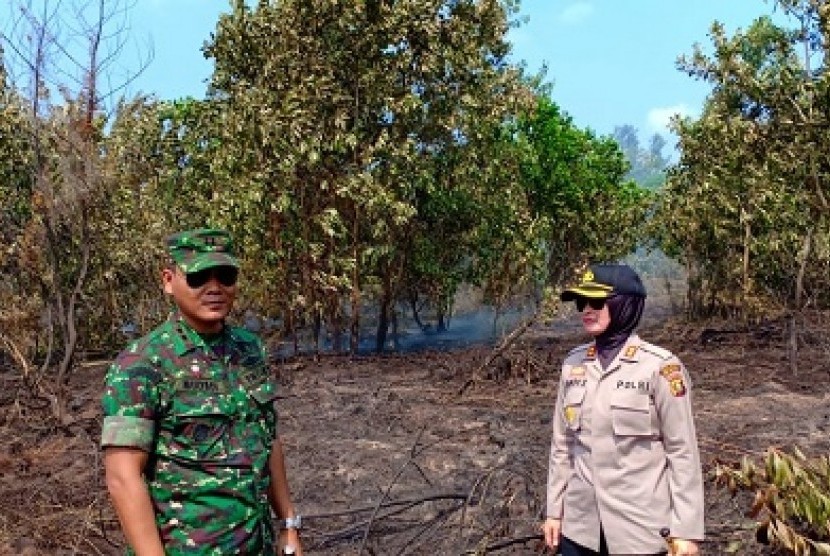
left=102, top=228, right=303, bottom=555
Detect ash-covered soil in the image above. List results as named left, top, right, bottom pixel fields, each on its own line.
left=2, top=311, right=829, bottom=555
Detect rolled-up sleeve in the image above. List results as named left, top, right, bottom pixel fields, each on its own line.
left=100, top=350, right=161, bottom=452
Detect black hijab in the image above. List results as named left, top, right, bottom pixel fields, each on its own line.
left=595, top=293, right=645, bottom=369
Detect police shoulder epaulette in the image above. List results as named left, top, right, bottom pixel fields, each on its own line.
left=638, top=342, right=674, bottom=360
left=566, top=342, right=593, bottom=357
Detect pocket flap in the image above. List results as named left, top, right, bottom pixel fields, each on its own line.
left=161, top=396, right=230, bottom=463
left=611, top=393, right=652, bottom=436
left=171, top=382, right=227, bottom=418
left=611, top=392, right=649, bottom=411
left=249, top=377, right=280, bottom=404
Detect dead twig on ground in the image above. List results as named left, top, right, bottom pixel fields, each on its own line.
left=467, top=533, right=543, bottom=553
left=698, top=435, right=768, bottom=460
left=459, top=462, right=512, bottom=541
left=0, top=329, right=65, bottom=425
left=458, top=316, right=537, bottom=396
left=303, top=492, right=469, bottom=521
left=309, top=495, right=467, bottom=549
left=356, top=424, right=491, bottom=554
left=396, top=500, right=467, bottom=556
left=357, top=426, right=429, bottom=554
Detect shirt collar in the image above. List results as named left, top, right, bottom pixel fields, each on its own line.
left=618, top=334, right=642, bottom=362
left=166, top=311, right=217, bottom=357
left=583, top=334, right=642, bottom=364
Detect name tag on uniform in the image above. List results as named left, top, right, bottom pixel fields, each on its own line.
left=569, top=366, right=585, bottom=377
left=178, top=378, right=224, bottom=393
left=616, top=379, right=650, bottom=393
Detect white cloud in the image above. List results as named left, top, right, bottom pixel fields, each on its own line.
left=558, top=3, right=594, bottom=25
left=646, top=104, right=696, bottom=133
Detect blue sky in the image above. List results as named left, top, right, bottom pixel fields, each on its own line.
left=510, top=1, right=784, bottom=140
left=7, top=1, right=785, bottom=143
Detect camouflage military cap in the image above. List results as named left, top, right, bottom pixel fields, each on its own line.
left=167, top=228, right=239, bottom=273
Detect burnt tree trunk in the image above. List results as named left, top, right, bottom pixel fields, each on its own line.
left=376, top=276, right=393, bottom=354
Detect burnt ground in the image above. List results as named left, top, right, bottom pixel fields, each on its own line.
left=2, top=310, right=830, bottom=555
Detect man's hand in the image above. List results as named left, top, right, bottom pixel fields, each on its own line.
left=277, top=527, right=302, bottom=555
left=541, top=517, right=561, bottom=552
left=672, top=538, right=700, bottom=555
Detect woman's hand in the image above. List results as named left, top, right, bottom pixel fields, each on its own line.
left=541, top=517, right=561, bottom=551
left=672, top=538, right=699, bottom=555
left=277, top=528, right=302, bottom=555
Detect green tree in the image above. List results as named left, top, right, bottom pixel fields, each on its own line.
left=657, top=4, right=830, bottom=319
left=0, top=46, right=34, bottom=255
left=201, top=0, right=535, bottom=352
left=518, top=97, right=652, bottom=289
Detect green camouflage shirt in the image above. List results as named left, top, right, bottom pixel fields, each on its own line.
left=101, top=312, right=279, bottom=555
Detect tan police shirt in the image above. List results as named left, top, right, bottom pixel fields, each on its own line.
left=546, top=334, right=704, bottom=554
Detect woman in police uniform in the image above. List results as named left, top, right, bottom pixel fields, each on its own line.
left=541, top=264, right=703, bottom=556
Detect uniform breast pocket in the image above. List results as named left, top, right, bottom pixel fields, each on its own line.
left=562, top=387, right=587, bottom=432
left=610, top=394, right=654, bottom=437
left=165, top=397, right=230, bottom=463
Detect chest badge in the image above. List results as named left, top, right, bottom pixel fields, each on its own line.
left=623, top=345, right=638, bottom=358
left=564, top=406, right=578, bottom=425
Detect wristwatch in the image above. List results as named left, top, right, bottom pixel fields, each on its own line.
left=281, top=515, right=303, bottom=530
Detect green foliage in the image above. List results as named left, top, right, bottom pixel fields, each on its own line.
left=0, top=61, right=33, bottom=245
left=517, top=98, right=653, bottom=288
left=93, top=96, right=173, bottom=332
left=654, top=2, right=830, bottom=319
left=0, top=59, right=39, bottom=362
left=202, top=0, right=537, bottom=348
left=1, top=0, right=661, bottom=367
left=716, top=448, right=830, bottom=555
